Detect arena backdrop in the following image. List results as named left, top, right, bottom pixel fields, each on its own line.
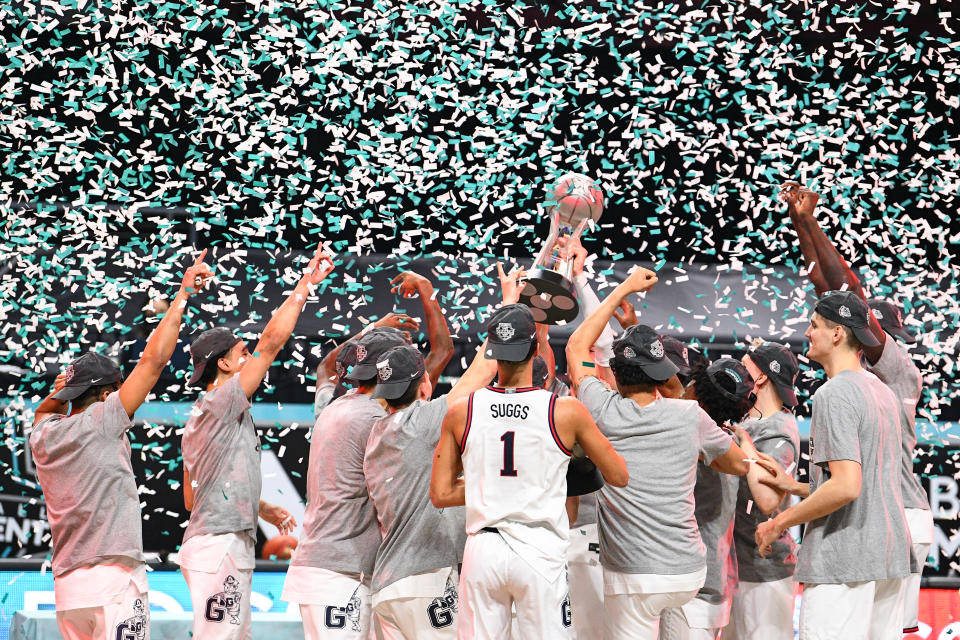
left=1, top=2, right=958, bottom=574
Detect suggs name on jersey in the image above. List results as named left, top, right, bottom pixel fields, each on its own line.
left=490, top=403, right=529, bottom=420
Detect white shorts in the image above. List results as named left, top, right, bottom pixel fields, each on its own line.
left=658, top=596, right=728, bottom=640
left=722, top=577, right=795, bottom=640
left=458, top=530, right=572, bottom=640
left=373, top=568, right=459, bottom=640
left=567, top=523, right=603, bottom=640
left=604, top=589, right=699, bottom=640
left=56, top=576, right=149, bottom=640
left=285, top=567, right=372, bottom=640
left=182, top=552, right=253, bottom=640
left=799, top=578, right=904, bottom=640
left=902, top=507, right=934, bottom=632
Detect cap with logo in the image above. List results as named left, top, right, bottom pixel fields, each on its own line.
left=52, top=352, right=123, bottom=401
left=705, top=357, right=756, bottom=405
left=746, top=342, right=799, bottom=408
left=611, top=324, right=679, bottom=382
left=188, top=327, right=242, bottom=386
left=334, top=340, right=360, bottom=381
left=485, top=304, right=537, bottom=362
left=867, top=298, right=916, bottom=344
left=371, top=345, right=426, bottom=400
left=347, top=327, right=409, bottom=381
left=659, top=335, right=693, bottom=378
left=814, top=291, right=881, bottom=348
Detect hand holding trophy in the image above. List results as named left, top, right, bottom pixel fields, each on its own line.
left=518, top=173, right=604, bottom=324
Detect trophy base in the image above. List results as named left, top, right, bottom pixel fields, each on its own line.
left=518, top=268, right=580, bottom=324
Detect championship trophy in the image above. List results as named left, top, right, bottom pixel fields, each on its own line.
left=518, top=173, right=604, bottom=324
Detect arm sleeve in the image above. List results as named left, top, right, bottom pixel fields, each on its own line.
left=573, top=274, right=616, bottom=367
left=103, top=391, right=134, bottom=437
left=577, top=376, right=616, bottom=434
left=697, top=407, right=734, bottom=466
left=810, top=386, right=863, bottom=466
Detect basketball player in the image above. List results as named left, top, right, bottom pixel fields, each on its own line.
left=363, top=338, right=498, bottom=639
left=313, top=312, right=420, bottom=417
left=31, top=250, right=212, bottom=640
left=755, top=291, right=913, bottom=638
left=783, top=182, right=932, bottom=633
left=283, top=269, right=454, bottom=639
left=723, top=342, right=801, bottom=640
left=180, top=246, right=334, bottom=640
left=565, top=266, right=765, bottom=640
left=431, top=301, right=629, bottom=640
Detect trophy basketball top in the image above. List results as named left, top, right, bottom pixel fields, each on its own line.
left=518, top=173, right=604, bottom=325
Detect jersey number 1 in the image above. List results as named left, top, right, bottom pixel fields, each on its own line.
left=500, top=431, right=517, bottom=477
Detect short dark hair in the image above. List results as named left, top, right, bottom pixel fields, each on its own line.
left=197, top=348, right=231, bottom=388
left=690, top=361, right=753, bottom=426
left=384, top=375, right=423, bottom=409
left=73, top=382, right=120, bottom=410
left=496, top=341, right=538, bottom=367
left=609, top=359, right=659, bottom=394
left=356, top=375, right=379, bottom=391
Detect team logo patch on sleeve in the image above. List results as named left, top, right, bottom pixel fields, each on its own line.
left=495, top=322, right=515, bottom=340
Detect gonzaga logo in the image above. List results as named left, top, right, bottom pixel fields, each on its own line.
left=325, top=586, right=363, bottom=631
left=205, top=575, right=243, bottom=625
left=427, top=576, right=458, bottom=628
left=114, top=598, right=147, bottom=640
left=650, top=341, right=664, bottom=359
left=495, top=322, right=515, bottom=341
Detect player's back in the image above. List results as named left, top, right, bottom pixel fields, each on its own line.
left=461, top=385, right=570, bottom=580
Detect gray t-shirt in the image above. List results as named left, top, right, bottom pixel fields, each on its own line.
left=30, top=393, right=144, bottom=576
left=795, top=369, right=913, bottom=584
left=732, top=411, right=800, bottom=583
left=313, top=381, right=335, bottom=420
left=692, top=460, right=739, bottom=604
left=182, top=376, right=262, bottom=544
left=292, top=392, right=386, bottom=575
left=364, top=396, right=466, bottom=594
left=865, top=337, right=928, bottom=510
left=578, top=377, right=734, bottom=575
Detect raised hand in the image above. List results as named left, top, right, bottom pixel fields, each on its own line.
left=497, top=262, right=527, bottom=305
left=181, top=249, right=214, bottom=297
left=304, top=246, right=336, bottom=285
left=53, top=372, right=67, bottom=394
left=779, top=182, right=819, bottom=217
left=374, top=312, right=421, bottom=332
left=556, top=236, right=587, bottom=277
left=612, top=299, right=638, bottom=329
left=390, top=271, right=432, bottom=299
left=624, top=265, right=657, bottom=293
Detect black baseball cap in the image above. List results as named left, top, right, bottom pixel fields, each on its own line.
left=566, top=444, right=604, bottom=496
left=746, top=342, right=799, bottom=408
left=706, top=357, right=756, bottom=405
left=532, top=356, right=549, bottom=388
left=611, top=325, right=679, bottom=382
left=485, top=304, right=537, bottom=362
left=371, top=345, right=426, bottom=400
left=868, top=298, right=916, bottom=344
left=334, top=341, right=359, bottom=381
left=814, top=291, right=881, bottom=348
left=188, top=327, right=241, bottom=386
left=52, top=352, right=123, bottom=401
left=659, top=335, right=692, bottom=378
left=347, top=328, right=408, bottom=380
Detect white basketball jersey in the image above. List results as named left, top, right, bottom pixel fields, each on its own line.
left=461, top=386, right=571, bottom=581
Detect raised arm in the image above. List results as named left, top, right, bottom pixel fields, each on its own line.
left=561, top=397, right=628, bottom=487
left=391, top=271, right=454, bottom=391
left=782, top=183, right=885, bottom=361
left=567, top=266, right=657, bottom=392
left=33, top=373, right=69, bottom=425
left=447, top=340, right=497, bottom=405
left=118, top=250, right=213, bottom=417
left=756, top=459, right=861, bottom=557
left=430, top=398, right=467, bottom=508
left=536, top=324, right=556, bottom=389
left=239, top=246, right=334, bottom=398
